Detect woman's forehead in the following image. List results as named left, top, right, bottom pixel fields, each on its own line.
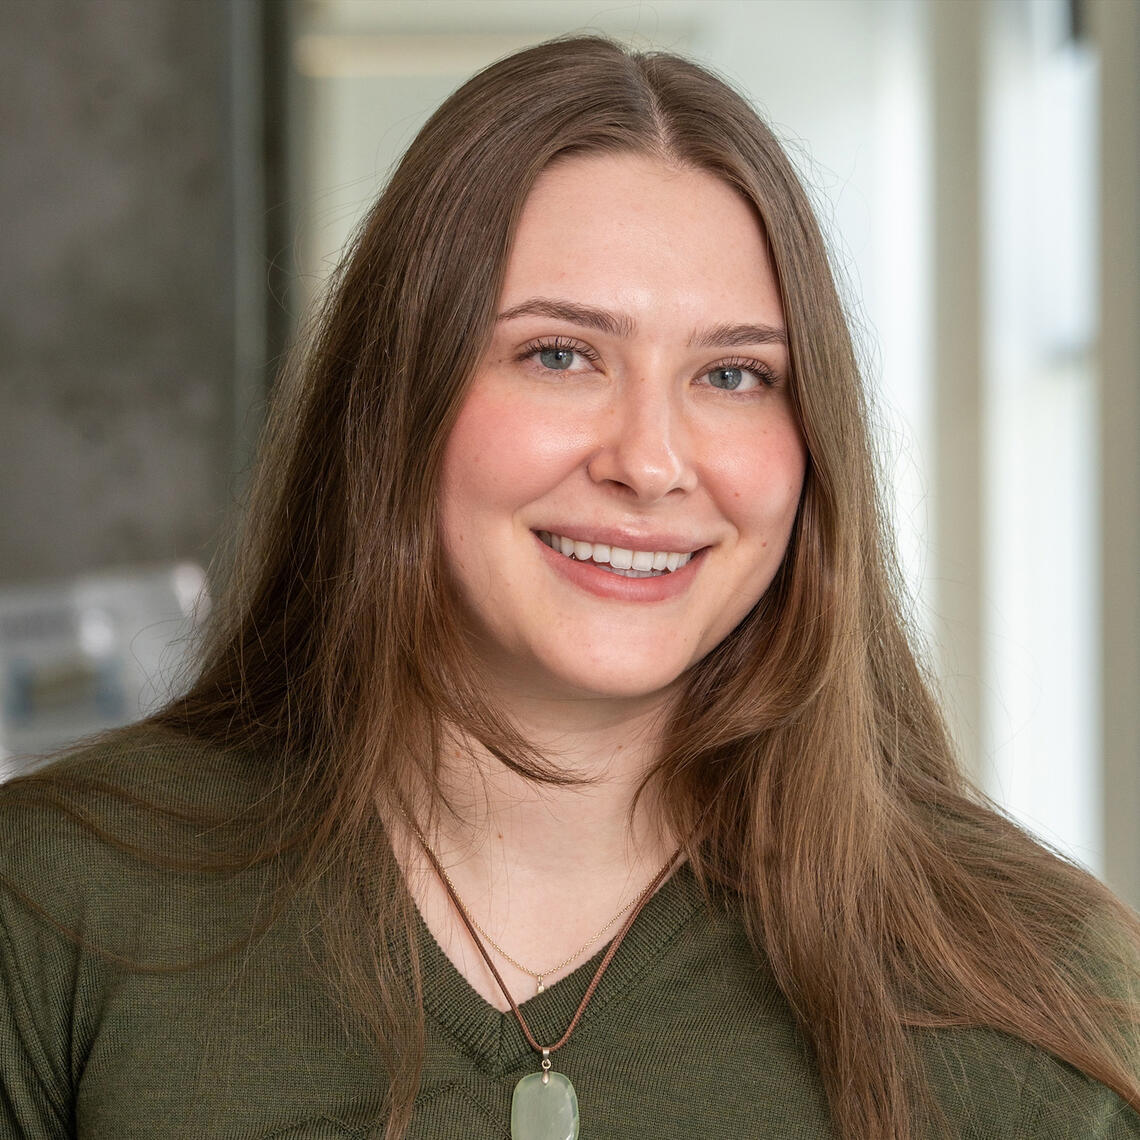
left=498, top=152, right=784, bottom=336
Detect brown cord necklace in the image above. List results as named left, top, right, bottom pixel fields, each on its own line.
left=407, top=817, right=683, bottom=1140
left=417, top=838, right=676, bottom=996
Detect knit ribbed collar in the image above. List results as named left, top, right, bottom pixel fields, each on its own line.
left=412, top=861, right=706, bottom=1077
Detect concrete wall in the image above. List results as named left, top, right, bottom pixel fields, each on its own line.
left=0, top=0, right=236, bottom=585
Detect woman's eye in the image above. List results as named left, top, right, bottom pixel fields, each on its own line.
left=709, top=366, right=747, bottom=390
left=520, top=339, right=596, bottom=373
left=538, top=347, right=578, bottom=371
left=704, top=364, right=769, bottom=392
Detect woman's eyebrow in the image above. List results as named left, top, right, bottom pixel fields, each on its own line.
left=496, top=298, right=635, bottom=337
left=689, top=322, right=787, bottom=349
left=496, top=299, right=786, bottom=351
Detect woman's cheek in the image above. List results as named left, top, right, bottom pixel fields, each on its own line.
left=450, top=388, right=595, bottom=502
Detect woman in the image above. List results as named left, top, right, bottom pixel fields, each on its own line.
left=2, top=36, right=1138, bottom=1140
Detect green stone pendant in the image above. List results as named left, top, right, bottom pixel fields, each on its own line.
left=511, top=1063, right=579, bottom=1140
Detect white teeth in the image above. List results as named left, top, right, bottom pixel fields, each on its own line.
left=538, top=531, right=696, bottom=575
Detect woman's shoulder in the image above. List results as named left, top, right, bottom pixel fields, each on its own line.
left=0, top=723, right=274, bottom=945
left=2, top=720, right=267, bottom=812
left=0, top=726, right=339, bottom=1140
left=1020, top=1046, right=1140, bottom=1138
left=2, top=721, right=266, bottom=838
left=922, top=1024, right=1140, bottom=1138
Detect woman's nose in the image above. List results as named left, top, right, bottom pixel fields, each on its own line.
left=585, top=378, right=698, bottom=503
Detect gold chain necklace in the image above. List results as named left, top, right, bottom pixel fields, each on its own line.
left=408, top=818, right=673, bottom=994
left=400, top=806, right=683, bottom=1140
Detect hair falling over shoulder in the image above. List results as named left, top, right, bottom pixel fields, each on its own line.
left=27, top=35, right=1138, bottom=1140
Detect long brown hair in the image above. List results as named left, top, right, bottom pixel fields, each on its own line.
left=23, top=35, right=1140, bottom=1138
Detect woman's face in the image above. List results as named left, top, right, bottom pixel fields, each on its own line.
left=439, top=152, right=806, bottom=704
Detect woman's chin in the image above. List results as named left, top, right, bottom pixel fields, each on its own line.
left=497, top=650, right=693, bottom=706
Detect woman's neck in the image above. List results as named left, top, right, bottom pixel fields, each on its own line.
left=430, top=688, right=678, bottom=877
left=389, top=687, right=682, bottom=1010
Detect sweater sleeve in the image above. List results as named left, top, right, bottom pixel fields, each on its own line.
left=0, top=730, right=287, bottom=1140
left=0, top=859, right=77, bottom=1139
left=0, top=755, right=135, bottom=1140
left=1018, top=1048, right=1140, bottom=1139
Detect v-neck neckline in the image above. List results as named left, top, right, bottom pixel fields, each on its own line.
left=408, top=860, right=705, bottom=1077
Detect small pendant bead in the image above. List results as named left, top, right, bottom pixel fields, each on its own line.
left=511, top=1072, right=579, bottom=1140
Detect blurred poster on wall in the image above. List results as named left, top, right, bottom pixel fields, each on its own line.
left=0, top=563, right=207, bottom=779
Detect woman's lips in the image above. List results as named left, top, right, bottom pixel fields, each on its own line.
left=536, top=529, right=695, bottom=574
left=534, top=529, right=706, bottom=601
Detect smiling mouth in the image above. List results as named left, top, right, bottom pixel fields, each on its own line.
left=537, top=531, right=695, bottom=579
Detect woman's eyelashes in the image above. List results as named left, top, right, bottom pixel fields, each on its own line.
left=516, top=337, right=780, bottom=391
left=517, top=336, right=598, bottom=374
left=698, top=357, right=779, bottom=392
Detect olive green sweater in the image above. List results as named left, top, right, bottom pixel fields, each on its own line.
left=1, top=731, right=1138, bottom=1139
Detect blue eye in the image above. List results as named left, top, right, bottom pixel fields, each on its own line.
left=709, top=367, right=746, bottom=390
left=702, top=360, right=775, bottom=391
left=538, top=347, right=576, bottom=370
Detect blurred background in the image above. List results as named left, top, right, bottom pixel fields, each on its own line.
left=0, top=0, right=1137, bottom=902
